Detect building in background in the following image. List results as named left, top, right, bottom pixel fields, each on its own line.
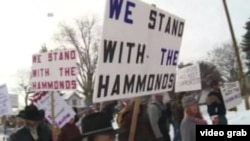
left=63, top=92, right=86, bottom=108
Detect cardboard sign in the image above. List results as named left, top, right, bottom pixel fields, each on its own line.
left=220, top=81, right=242, bottom=110
left=175, top=64, right=201, bottom=92
left=0, top=85, right=12, bottom=117
left=31, top=49, right=77, bottom=91
left=33, top=92, right=75, bottom=128
left=93, top=0, right=185, bottom=103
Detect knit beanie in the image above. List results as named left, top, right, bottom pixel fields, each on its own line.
left=182, top=95, right=197, bottom=108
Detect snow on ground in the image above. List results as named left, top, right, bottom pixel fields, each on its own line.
left=201, top=99, right=250, bottom=125
left=169, top=99, right=250, bottom=139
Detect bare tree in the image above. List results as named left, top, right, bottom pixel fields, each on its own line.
left=178, top=61, right=222, bottom=90
left=55, top=17, right=100, bottom=105
left=14, top=44, right=49, bottom=106
left=14, top=69, right=32, bottom=106
left=199, top=61, right=223, bottom=90
left=208, top=43, right=238, bottom=81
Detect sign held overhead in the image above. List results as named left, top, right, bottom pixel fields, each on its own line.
left=220, top=81, right=242, bottom=110
left=93, top=0, right=185, bottom=103
left=31, top=49, right=77, bottom=91
left=175, top=64, right=201, bottom=92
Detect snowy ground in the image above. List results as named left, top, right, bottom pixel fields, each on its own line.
left=168, top=100, right=250, bottom=139
left=1, top=100, right=250, bottom=141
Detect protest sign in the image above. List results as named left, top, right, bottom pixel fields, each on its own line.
left=31, top=49, right=77, bottom=91
left=93, top=0, right=185, bottom=103
left=0, top=85, right=12, bottom=117
left=220, top=81, right=242, bottom=110
left=33, top=91, right=75, bottom=128
left=175, top=64, right=201, bottom=92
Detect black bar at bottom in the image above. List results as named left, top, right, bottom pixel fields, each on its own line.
left=196, top=125, right=250, bottom=140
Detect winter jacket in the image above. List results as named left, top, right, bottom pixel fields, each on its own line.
left=181, top=116, right=207, bottom=141
left=206, top=91, right=226, bottom=116
left=9, top=123, right=52, bottom=141
left=170, top=100, right=184, bottom=123
left=148, top=100, right=171, bottom=141
left=58, top=123, right=81, bottom=141
left=118, top=103, right=155, bottom=141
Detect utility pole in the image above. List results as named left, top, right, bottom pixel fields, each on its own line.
left=222, top=0, right=250, bottom=109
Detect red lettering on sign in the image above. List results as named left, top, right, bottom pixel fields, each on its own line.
left=32, top=68, right=50, bottom=77
left=32, top=55, right=41, bottom=63
left=59, top=67, right=76, bottom=76
left=47, top=50, right=76, bottom=62
left=32, top=80, right=77, bottom=90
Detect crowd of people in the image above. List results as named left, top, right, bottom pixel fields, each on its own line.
left=4, top=80, right=227, bottom=141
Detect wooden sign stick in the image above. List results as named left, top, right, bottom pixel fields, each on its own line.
left=128, top=97, right=142, bottom=141
left=50, top=92, right=58, bottom=141
left=51, top=92, right=56, bottom=126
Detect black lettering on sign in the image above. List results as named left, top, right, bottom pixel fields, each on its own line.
left=103, top=39, right=146, bottom=64
left=97, top=75, right=110, bottom=98
left=147, top=74, right=155, bottom=91
left=111, top=75, right=120, bottom=95
left=148, top=10, right=185, bottom=38
left=123, top=74, right=135, bottom=94
left=136, top=75, right=147, bottom=92
left=96, top=73, right=175, bottom=98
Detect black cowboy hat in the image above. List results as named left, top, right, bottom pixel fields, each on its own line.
left=81, top=112, right=119, bottom=137
left=23, top=104, right=45, bottom=121
left=16, top=110, right=25, bottom=119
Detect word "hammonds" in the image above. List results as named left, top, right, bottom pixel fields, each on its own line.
left=200, top=129, right=247, bottom=138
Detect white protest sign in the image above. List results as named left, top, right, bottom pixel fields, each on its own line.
left=93, top=0, right=185, bottom=103
left=0, top=85, right=12, bottom=117
left=33, top=92, right=75, bottom=128
left=220, top=81, right=242, bottom=110
left=175, top=64, right=201, bottom=92
left=31, top=49, right=77, bottom=91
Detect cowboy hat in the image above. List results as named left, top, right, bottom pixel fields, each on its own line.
left=23, top=104, right=45, bottom=121
left=16, top=110, right=25, bottom=119
left=81, top=112, right=119, bottom=137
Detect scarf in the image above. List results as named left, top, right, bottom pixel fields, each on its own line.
left=193, top=118, right=207, bottom=125
left=28, top=126, right=39, bottom=140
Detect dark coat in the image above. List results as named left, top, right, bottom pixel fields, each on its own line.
left=118, top=103, right=156, bottom=141
left=9, top=123, right=52, bottom=141
left=206, top=91, right=226, bottom=116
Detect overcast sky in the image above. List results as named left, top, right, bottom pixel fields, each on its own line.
left=0, top=0, right=249, bottom=104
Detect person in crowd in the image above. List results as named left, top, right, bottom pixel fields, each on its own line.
left=74, top=112, right=118, bottom=141
left=170, top=93, right=184, bottom=141
left=14, top=110, right=26, bottom=132
left=58, top=107, right=81, bottom=141
left=116, top=99, right=131, bottom=128
left=147, top=94, right=171, bottom=141
left=181, top=96, right=207, bottom=141
left=9, top=104, right=52, bottom=141
left=118, top=100, right=155, bottom=141
left=206, top=80, right=227, bottom=125
left=101, top=101, right=118, bottom=122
